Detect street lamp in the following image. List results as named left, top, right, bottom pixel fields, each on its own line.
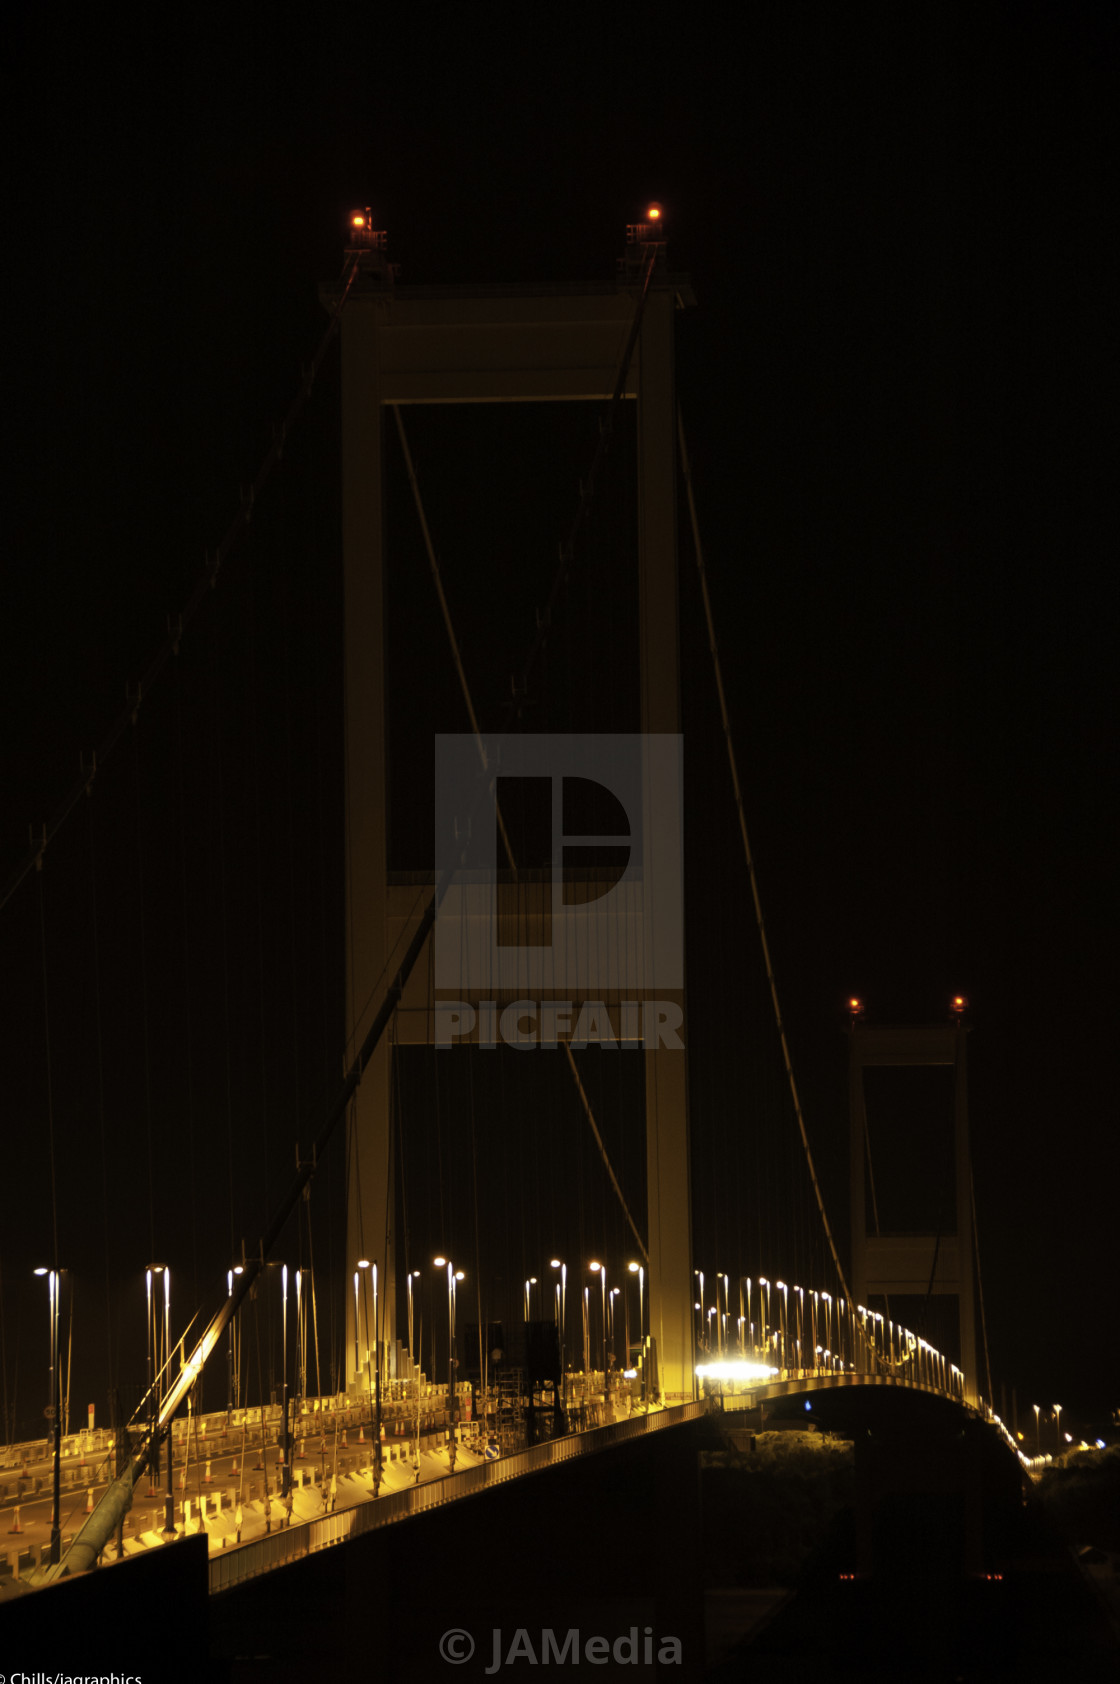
left=406, top=1269, right=421, bottom=1367
left=759, top=1278, right=770, bottom=1354
left=34, top=1267, right=62, bottom=1564
left=280, top=1265, right=290, bottom=1497
left=434, top=1258, right=464, bottom=1441
left=775, top=1282, right=788, bottom=1373
left=627, top=1262, right=645, bottom=1402
left=1033, top=1403, right=1041, bottom=1455
left=590, top=1263, right=607, bottom=1375
left=1053, top=1403, right=1062, bottom=1449
left=609, top=1287, right=620, bottom=1366
left=226, top=1264, right=244, bottom=1418
left=144, top=1263, right=173, bottom=1534
left=721, top=1276, right=729, bottom=1359
left=551, top=1260, right=567, bottom=1385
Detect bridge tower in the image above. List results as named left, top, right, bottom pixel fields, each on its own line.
left=849, top=1014, right=979, bottom=1406
left=325, top=217, right=698, bottom=1402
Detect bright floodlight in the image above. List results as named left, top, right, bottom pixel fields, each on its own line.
left=434, top=1255, right=447, bottom=1267
left=696, top=1360, right=777, bottom=1383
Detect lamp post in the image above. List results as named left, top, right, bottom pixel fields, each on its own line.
left=280, top=1265, right=290, bottom=1498
left=356, top=1258, right=382, bottom=1455
left=226, top=1265, right=244, bottom=1420
left=794, top=1287, right=804, bottom=1374
left=775, top=1282, right=788, bottom=1374
left=628, top=1262, right=644, bottom=1344
left=628, top=1261, right=644, bottom=1402
left=144, top=1263, right=174, bottom=1537
left=1053, top=1403, right=1062, bottom=1451
left=406, top=1269, right=421, bottom=1367
left=609, top=1288, right=620, bottom=1367
left=759, top=1278, right=770, bottom=1355
left=1033, top=1403, right=1040, bottom=1455
left=589, top=1263, right=606, bottom=1376
left=434, top=1258, right=464, bottom=1440
left=550, top=1260, right=567, bottom=1387
left=34, top=1268, right=62, bottom=1565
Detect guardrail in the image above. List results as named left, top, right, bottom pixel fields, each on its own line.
left=209, top=1400, right=706, bottom=1594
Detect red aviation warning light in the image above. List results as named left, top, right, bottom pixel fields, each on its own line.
left=847, top=997, right=865, bottom=1021
left=950, top=994, right=968, bottom=1016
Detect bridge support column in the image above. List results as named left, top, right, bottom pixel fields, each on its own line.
left=639, top=288, right=693, bottom=1406
left=341, top=299, right=395, bottom=1389
left=330, top=254, right=694, bottom=1405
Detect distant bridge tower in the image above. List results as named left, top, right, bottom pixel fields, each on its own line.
left=324, top=212, right=698, bottom=1402
left=849, top=1010, right=979, bottom=1406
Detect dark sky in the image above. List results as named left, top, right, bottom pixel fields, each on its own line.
left=1, top=7, right=1116, bottom=1437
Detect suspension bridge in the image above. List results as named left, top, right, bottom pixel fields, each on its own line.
left=0, top=209, right=1036, bottom=1673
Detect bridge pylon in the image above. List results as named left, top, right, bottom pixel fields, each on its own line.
left=324, top=225, right=699, bottom=1404
left=849, top=1018, right=979, bottom=1407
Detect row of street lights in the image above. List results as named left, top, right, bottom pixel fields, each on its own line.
left=519, top=1259, right=646, bottom=1378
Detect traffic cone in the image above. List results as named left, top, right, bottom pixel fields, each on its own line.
left=203, top=1459, right=213, bottom=1485
left=86, top=1488, right=95, bottom=1513
left=8, top=1505, right=22, bottom=1533
left=358, top=1424, right=365, bottom=1442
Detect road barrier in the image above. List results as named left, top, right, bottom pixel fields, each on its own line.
left=209, top=1400, right=706, bottom=1594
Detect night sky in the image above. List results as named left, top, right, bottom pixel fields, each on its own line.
left=1, top=8, right=1115, bottom=1441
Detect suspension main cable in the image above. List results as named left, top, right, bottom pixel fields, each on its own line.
left=677, top=407, right=852, bottom=1310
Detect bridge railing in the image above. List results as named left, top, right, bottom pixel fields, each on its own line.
left=208, top=1399, right=706, bottom=1595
